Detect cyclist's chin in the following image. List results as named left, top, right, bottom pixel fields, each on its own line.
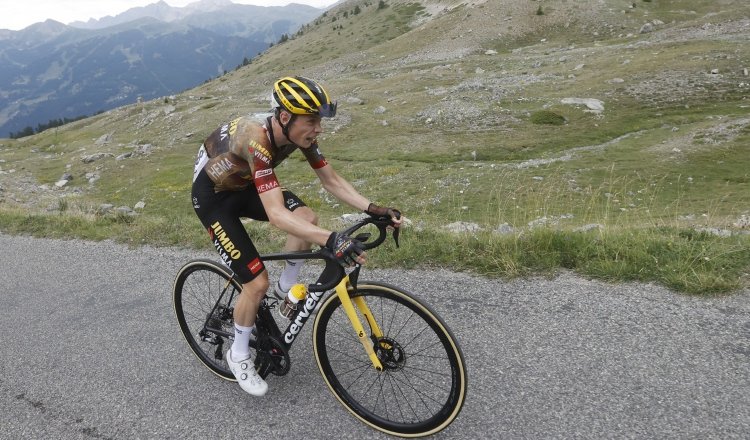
left=296, top=135, right=317, bottom=148
left=295, top=135, right=318, bottom=148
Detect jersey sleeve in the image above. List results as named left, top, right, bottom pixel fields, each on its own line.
left=248, top=139, right=280, bottom=194
left=302, top=143, right=328, bottom=169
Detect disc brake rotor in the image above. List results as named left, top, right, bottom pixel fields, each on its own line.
left=375, top=337, right=406, bottom=371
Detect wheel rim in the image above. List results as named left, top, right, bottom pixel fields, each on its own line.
left=313, top=286, right=466, bottom=436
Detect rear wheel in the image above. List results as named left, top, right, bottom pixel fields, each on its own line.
left=173, top=259, right=240, bottom=380
left=312, top=282, right=467, bottom=437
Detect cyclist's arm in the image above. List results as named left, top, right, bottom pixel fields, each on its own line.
left=258, top=186, right=331, bottom=246
left=314, top=164, right=370, bottom=212
left=251, top=138, right=331, bottom=246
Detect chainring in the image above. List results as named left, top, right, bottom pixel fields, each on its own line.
left=254, top=334, right=291, bottom=378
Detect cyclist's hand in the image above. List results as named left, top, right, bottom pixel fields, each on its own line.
left=326, top=232, right=365, bottom=267
left=366, top=203, right=402, bottom=228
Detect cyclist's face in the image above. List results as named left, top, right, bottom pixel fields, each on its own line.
left=288, top=114, right=323, bottom=148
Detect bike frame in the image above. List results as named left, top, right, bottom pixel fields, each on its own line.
left=203, top=249, right=387, bottom=373
left=333, top=277, right=386, bottom=372
left=202, top=216, right=398, bottom=374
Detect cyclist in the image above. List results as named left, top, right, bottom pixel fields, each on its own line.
left=191, top=76, right=401, bottom=396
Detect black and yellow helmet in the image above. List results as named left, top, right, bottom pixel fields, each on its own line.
left=272, top=76, right=337, bottom=117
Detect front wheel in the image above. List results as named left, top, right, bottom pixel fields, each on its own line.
left=312, top=282, right=467, bottom=438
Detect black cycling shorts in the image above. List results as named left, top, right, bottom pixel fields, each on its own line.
left=191, top=168, right=306, bottom=283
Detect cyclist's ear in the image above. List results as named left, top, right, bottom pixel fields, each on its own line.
left=278, top=110, right=293, bottom=125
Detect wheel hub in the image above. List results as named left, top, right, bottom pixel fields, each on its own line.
left=375, top=337, right=406, bottom=371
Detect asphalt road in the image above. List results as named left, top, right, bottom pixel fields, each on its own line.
left=1, top=233, right=749, bottom=439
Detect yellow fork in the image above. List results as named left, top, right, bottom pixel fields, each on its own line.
left=335, top=276, right=385, bottom=372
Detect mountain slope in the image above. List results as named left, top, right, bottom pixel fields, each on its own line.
left=0, top=2, right=321, bottom=137
left=0, top=0, right=748, bottom=239
left=71, top=0, right=321, bottom=40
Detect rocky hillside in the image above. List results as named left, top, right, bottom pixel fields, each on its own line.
left=0, top=0, right=748, bottom=233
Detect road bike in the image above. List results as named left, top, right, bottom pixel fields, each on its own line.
left=173, top=214, right=467, bottom=437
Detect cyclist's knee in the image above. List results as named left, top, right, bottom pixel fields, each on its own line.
left=295, top=206, right=318, bottom=225
left=242, top=272, right=269, bottom=299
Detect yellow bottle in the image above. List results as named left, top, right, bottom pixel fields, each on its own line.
left=279, top=284, right=307, bottom=319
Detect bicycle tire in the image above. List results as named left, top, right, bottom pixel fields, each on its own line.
left=312, top=282, right=467, bottom=437
left=173, top=259, right=239, bottom=381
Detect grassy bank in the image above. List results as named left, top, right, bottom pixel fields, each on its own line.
left=1, top=206, right=748, bottom=295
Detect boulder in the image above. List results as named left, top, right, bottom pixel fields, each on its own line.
left=561, top=98, right=605, bottom=113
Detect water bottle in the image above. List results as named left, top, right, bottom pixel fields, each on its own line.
left=279, top=284, right=307, bottom=319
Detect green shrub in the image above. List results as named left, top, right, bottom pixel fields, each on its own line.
left=530, top=110, right=566, bottom=125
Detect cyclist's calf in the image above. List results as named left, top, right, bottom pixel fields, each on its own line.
left=234, top=272, right=270, bottom=327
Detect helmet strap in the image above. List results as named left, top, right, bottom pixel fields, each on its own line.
left=274, top=109, right=297, bottom=145
left=266, top=116, right=278, bottom=149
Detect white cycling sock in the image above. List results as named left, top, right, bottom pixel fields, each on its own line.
left=279, top=259, right=304, bottom=292
left=231, top=324, right=255, bottom=361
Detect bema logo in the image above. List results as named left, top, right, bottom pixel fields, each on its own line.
left=210, top=221, right=241, bottom=260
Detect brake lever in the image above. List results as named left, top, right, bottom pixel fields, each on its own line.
left=391, top=211, right=401, bottom=248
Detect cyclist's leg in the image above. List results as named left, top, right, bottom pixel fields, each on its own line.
left=192, top=171, right=269, bottom=395
left=280, top=188, right=318, bottom=252
left=277, top=190, right=317, bottom=293
left=241, top=187, right=317, bottom=295
left=192, top=169, right=269, bottom=318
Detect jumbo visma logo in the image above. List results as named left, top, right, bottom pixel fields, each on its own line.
left=209, top=221, right=241, bottom=260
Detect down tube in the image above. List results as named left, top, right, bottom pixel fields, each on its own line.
left=280, top=288, right=325, bottom=347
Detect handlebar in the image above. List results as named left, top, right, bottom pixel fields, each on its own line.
left=341, top=213, right=400, bottom=251
left=261, top=213, right=401, bottom=293
left=312, top=213, right=400, bottom=292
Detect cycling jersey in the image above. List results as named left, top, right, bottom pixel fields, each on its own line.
left=193, top=116, right=328, bottom=193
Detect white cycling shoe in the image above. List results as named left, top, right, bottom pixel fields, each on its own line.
left=227, top=348, right=268, bottom=397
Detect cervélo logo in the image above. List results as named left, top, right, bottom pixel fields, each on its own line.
left=284, top=289, right=322, bottom=344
